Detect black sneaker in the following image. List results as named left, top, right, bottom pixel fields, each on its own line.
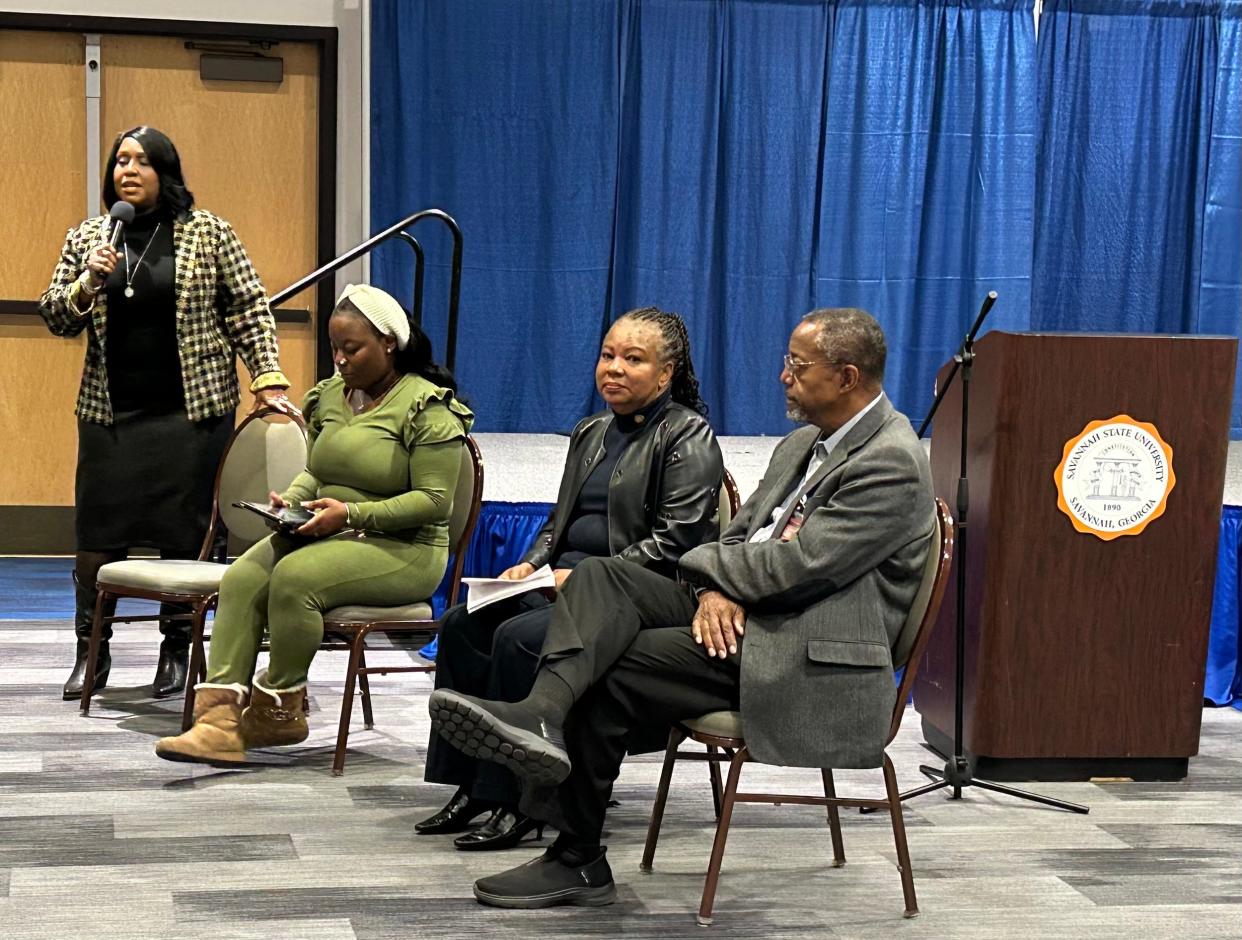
left=473, top=847, right=616, bottom=909
left=428, top=690, right=570, bottom=786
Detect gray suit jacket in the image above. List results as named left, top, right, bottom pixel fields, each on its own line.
left=680, top=394, right=934, bottom=769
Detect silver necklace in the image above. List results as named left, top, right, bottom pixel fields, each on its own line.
left=122, top=223, right=161, bottom=299
left=349, top=372, right=401, bottom=414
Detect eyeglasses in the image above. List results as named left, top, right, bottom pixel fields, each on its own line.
left=782, top=353, right=836, bottom=375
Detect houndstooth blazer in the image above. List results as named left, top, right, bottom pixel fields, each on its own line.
left=38, top=208, right=287, bottom=425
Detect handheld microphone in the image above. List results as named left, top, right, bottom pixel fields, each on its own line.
left=107, top=201, right=136, bottom=250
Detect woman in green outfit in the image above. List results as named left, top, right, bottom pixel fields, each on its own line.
left=155, top=284, right=473, bottom=765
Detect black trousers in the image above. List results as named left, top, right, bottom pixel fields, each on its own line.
left=425, top=592, right=553, bottom=805
left=521, top=556, right=741, bottom=844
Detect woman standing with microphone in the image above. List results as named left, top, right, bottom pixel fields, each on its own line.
left=38, top=125, right=296, bottom=701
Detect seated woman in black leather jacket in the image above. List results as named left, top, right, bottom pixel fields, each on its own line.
left=418, top=306, right=724, bottom=851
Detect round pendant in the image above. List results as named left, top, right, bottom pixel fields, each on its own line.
left=124, top=286, right=135, bottom=299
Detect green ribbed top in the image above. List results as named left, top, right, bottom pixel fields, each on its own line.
left=281, top=373, right=474, bottom=545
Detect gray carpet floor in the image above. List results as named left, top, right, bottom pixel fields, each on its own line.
left=1, top=615, right=1240, bottom=939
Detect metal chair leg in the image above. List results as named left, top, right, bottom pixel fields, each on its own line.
left=883, top=755, right=919, bottom=917
left=333, top=636, right=366, bottom=776
left=357, top=647, right=375, bottom=729
left=641, top=728, right=685, bottom=872
left=821, top=769, right=846, bottom=867
left=698, top=747, right=745, bottom=927
left=707, top=745, right=724, bottom=820
left=78, top=589, right=110, bottom=716
left=181, top=601, right=211, bottom=731
left=180, top=605, right=201, bottom=730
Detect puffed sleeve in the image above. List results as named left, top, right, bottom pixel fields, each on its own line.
left=401, top=387, right=475, bottom=448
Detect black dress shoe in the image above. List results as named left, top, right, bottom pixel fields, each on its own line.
left=415, top=787, right=497, bottom=835
left=454, top=808, right=545, bottom=851
left=473, top=846, right=615, bottom=909
left=152, top=643, right=189, bottom=699
left=63, top=639, right=110, bottom=701
left=428, top=690, right=570, bottom=786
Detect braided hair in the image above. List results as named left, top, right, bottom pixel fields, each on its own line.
left=615, top=306, right=708, bottom=416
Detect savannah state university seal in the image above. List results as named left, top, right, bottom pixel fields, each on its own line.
left=1053, top=416, right=1175, bottom=541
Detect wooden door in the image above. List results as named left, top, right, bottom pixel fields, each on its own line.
left=100, top=33, right=320, bottom=405
left=0, top=30, right=90, bottom=507
left=0, top=28, right=319, bottom=545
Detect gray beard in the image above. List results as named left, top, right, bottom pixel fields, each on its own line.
left=786, top=402, right=808, bottom=423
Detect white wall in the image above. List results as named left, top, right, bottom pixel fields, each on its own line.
left=1, top=1, right=369, bottom=289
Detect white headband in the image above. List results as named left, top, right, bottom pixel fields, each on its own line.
left=336, top=283, right=410, bottom=350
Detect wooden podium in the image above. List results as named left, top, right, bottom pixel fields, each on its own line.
left=913, top=332, right=1237, bottom=781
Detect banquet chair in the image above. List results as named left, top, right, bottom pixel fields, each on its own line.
left=640, top=497, right=954, bottom=925
left=78, top=407, right=307, bottom=728
left=312, top=435, right=483, bottom=775
left=702, top=469, right=741, bottom=815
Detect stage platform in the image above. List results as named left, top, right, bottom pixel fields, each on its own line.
left=474, top=434, right=1242, bottom=506
left=0, top=564, right=1239, bottom=939
left=0, top=435, right=1239, bottom=937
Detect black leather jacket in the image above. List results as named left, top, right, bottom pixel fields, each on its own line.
left=521, top=400, right=724, bottom=578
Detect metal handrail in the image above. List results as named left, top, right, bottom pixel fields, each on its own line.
left=270, top=208, right=462, bottom=373
left=394, top=231, right=426, bottom=330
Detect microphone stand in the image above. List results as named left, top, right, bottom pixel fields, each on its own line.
left=896, top=292, right=1088, bottom=814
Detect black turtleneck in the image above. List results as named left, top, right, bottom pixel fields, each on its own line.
left=104, top=207, right=182, bottom=414
left=555, top=387, right=674, bottom=569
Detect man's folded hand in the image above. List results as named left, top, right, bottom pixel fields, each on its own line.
left=692, top=590, right=746, bottom=658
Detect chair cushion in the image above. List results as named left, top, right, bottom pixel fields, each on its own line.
left=683, top=710, right=743, bottom=740
left=97, top=559, right=228, bottom=594
left=325, top=602, right=434, bottom=624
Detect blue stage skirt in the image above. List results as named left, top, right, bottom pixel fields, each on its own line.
left=427, top=501, right=1242, bottom=709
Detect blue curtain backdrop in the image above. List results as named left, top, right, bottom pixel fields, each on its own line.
left=811, top=2, right=1035, bottom=419
left=370, top=2, right=623, bottom=429
left=1206, top=506, right=1242, bottom=708
left=370, top=0, right=1036, bottom=434
left=1033, top=0, right=1242, bottom=436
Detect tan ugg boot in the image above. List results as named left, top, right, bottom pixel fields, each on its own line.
left=240, top=671, right=309, bottom=749
left=154, top=684, right=249, bottom=765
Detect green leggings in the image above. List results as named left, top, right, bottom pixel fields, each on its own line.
left=206, top=530, right=447, bottom=689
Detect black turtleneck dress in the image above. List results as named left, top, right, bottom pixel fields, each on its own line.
left=75, top=209, right=233, bottom=555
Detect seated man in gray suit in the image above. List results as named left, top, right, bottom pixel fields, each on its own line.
left=429, top=307, right=935, bottom=908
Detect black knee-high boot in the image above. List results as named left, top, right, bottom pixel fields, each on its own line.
left=63, top=571, right=114, bottom=700
left=153, top=602, right=191, bottom=698
left=153, top=547, right=196, bottom=698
